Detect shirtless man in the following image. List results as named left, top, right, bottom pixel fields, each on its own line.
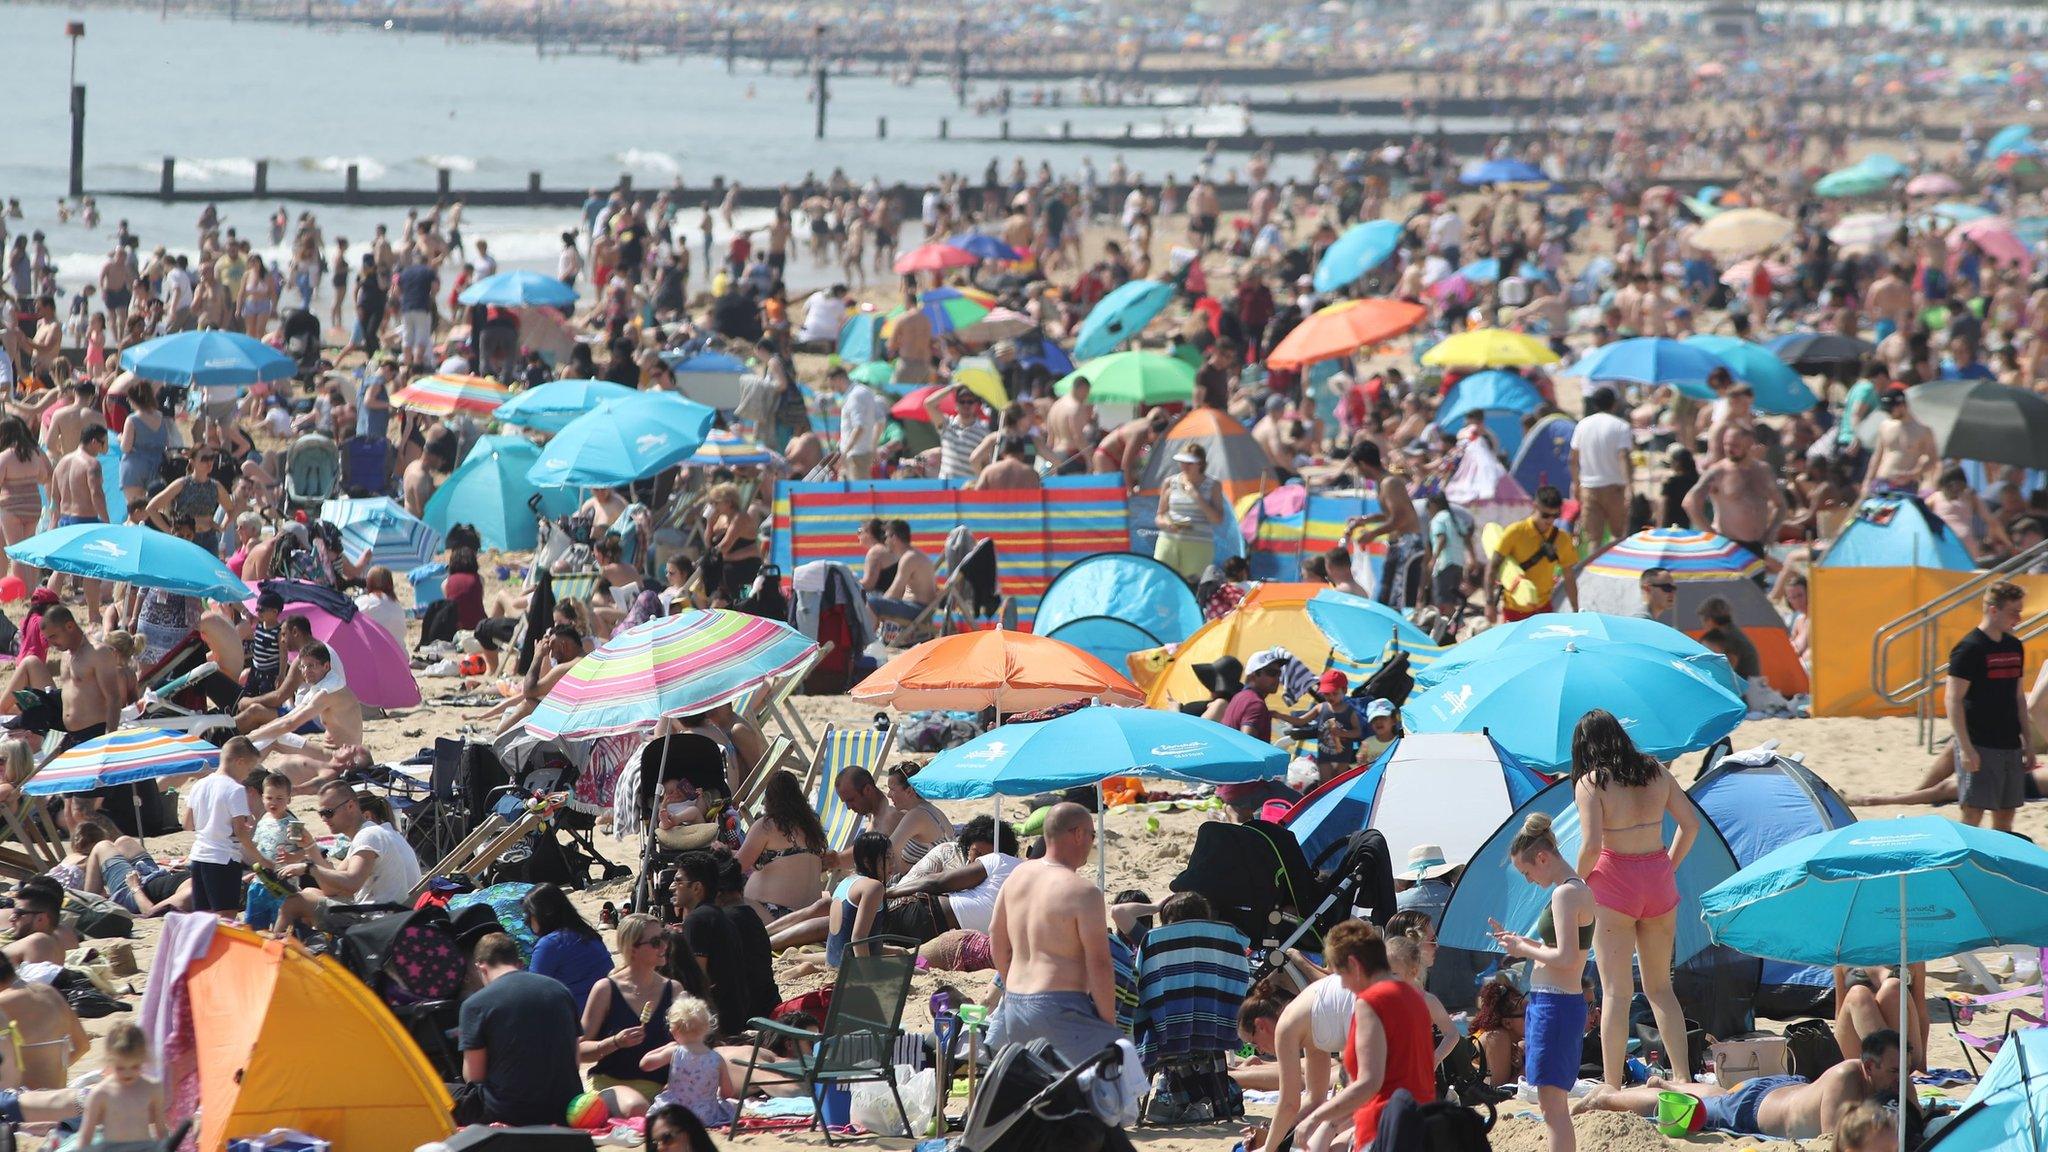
left=1092, top=410, right=1169, bottom=492
left=1577, top=1030, right=1904, bottom=1143
left=98, top=249, right=134, bottom=342
left=970, top=436, right=1042, bottom=492
left=478, top=624, right=582, bottom=738
left=1862, top=389, right=1939, bottom=496
left=1344, top=441, right=1425, bottom=609
left=41, top=383, right=103, bottom=461
left=401, top=443, right=449, bottom=519
left=1866, top=266, right=1912, bottom=342
left=244, top=642, right=364, bottom=789
left=0, top=948, right=90, bottom=1092
left=48, top=424, right=110, bottom=616
left=2, top=884, right=70, bottom=968
left=1044, top=377, right=1094, bottom=474
left=1251, top=397, right=1300, bottom=476
left=987, top=802, right=1120, bottom=1064
left=868, top=520, right=939, bottom=622
left=1683, top=425, right=1785, bottom=561
left=17, top=607, right=123, bottom=754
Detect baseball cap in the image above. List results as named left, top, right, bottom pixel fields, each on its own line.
left=1318, top=670, right=1349, bottom=695
left=1365, top=698, right=1396, bottom=721
left=1879, top=387, right=1908, bottom=409
left=1249, top=646, right=1292, bottom=675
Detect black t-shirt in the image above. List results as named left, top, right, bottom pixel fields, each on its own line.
left=722, top=900, right=783, bottom=1022
left=1951, top=627, right=2027, bottom=749
left=683, top=903, right=752, bottom=1038
left=457, top=970, right=585, bottom=1126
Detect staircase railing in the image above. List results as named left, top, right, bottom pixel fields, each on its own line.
left=1871, top=538, right=2048, bottom=751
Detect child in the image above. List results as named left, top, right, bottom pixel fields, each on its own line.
left=1385, top=933, right=1460, bottom=1067
left=655, top=776, right=718, bottom=851
left=244, top=590, right=285, bottom=697
left=1357, top=698, right=1401, bottom=764
left=76, top=1022, right=167, bottom=1147
left=1287, top=670, right=1362, bottom=785
left=245, top=770, right=308, bottom=931
left=640, top=994, right=737, bottom=1127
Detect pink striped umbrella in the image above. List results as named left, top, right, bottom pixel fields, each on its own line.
left=522, top=609, right=819, bottom=739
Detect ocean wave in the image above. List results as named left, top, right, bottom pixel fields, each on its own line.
left=153, top=156, right=260, bottom=183
left=300, top=155, right=389, bottom=182
left=615, top=149, right=681, bottom=175
left=422, top=154, right=479, bottom=173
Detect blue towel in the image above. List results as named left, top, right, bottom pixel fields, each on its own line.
left=1135, top=920, right=1252, bottom=1069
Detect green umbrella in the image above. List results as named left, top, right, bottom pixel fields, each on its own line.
left=850, top=360, right=896, bottom=387
left=1813, top=165, right=1894, bottom=198
left=1054, top=351, right=1198, bottom=405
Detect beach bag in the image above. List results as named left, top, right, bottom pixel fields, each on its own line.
left=1784, top=1018, right=1840, bottom=1078
left=1710, top=1034, right=1789, bottom=1088
left=849, top=1065, right=939, bottom=1137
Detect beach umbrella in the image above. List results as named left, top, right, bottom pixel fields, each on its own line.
left=1703, top=816, right=2048, bottom=1152
left=6, top=522, right=248, bottom=601
left=1826, top=212, right=1902, bottom=250
left=945, top=233, right=1023, bottom=263
left=319, top=496, right=441, bottom=569
left=849, top=360, right=896, bottom=388
left=527, top=392, right=716, bottom=488
left=246, top=580, right=422, bottom=709
left=914, top=707, right=1285, bottom=800
left=423, top=435, right=576, bottom=552
left=1569, top=336, right=1728, bottom=391
left=492, top=378, right=638, bottom=434
left=1858, top=153, right=1911, bottom=179
left=951, top=356, right=1010, bottom=409
left=1458, top=158, right=1547, bottom=186
left=1905, top=380, right=2048, bottom=471
left=1265, top=298, right=1428, bottom=370
left=1420, top=328, right=1559, bottom=369
left=1814, top=165, right=1895, bottom=199
left=1923, top=201, right=1998, bottom=226
left=1053, top=351, right=1196, bottom=406
left=683, top=429, right=775, bottom=468
left=1456, top=257, right=1502, bottom=284
left=1905, top=172, right=1962, bottom=197
left=1584, top=526, right=1766, bottom=581
left=118, top=330, right=297, bottom=391
left=1951, top=217, right=2035, bottom=272
left=1435, top=370, right=1544, bottom=427
left=523, top=609, right=820, bottom=739
left=837, top=310, right=883, bottom=364
left=1687, top=208, right=1796, bottom=259
left=889, top=384, right=954, bottom=424
left=25, top=729, right=220, bottom=797
left=852, top=629, right=1143, bottom=712
left=661, top=347, right=755, bottom=410
left=1416, top=612, right=1741, bottom=696
left=883, top=287, right=994, bottom=338
left=1072, top=279, right=1177, bottom=360
left=1303, top=589, right=1443, bottom=664
left=956, top=307, right=1036, bottom=345
left=1402, top=640, right=1745, bottom=770
left=1985, top=123, right=2036, bottom=160
left=1682, top=335, right=1820, bottom=413
left=1766, top=331, right=1875, bottom=372
left=1312, top=219, right=1406, bottom=294
left=893, top=242, right=981, bottom=276
left=457, top=270, right=578, bottom=310
left=392, top=373, right=512, bottom=417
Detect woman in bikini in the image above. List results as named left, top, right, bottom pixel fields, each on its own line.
left=1572, top=708, right=1698, bottom=1089
left=705, top=482, right=762, bottom=604
left=881, top=764, right=951, bottom=877
left=1494, top=811, right=1596, bottom=1152
left=734, top=770, right=828, bottom=923
left=856, top=518, right=894, bottom=593
left=0, top=418, right=50, bottom=585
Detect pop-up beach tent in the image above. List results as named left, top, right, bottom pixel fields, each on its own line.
left=1819, top=494, right=1975, bottom=571
left=1032, top=553, right=1204, bottom=671
left=1282, top=731, right=1551, bottom=869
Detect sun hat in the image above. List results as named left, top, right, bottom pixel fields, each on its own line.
left=1396, top=843, right=1457, bottom=881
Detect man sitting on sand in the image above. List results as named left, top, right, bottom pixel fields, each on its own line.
left=241, top=641, right=363, bottom=789
left=1575, top=1029, right=1906, bottom=1142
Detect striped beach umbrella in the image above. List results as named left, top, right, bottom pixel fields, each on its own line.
left=392, top=373, right=512, bottom=416
left=883, top=287, right=995, bottom=338
left=26, top=729, right=220, bottom=796
left=1584, top=528, right=1765, bottom=581
left=684, top=430, right=775, bottom=468
left=522, top=610, right=820, bottom=739
left=320, top=496, right=442, bottom=569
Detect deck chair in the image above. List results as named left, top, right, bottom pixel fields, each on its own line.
left=892, top=536, right=1006, bottom=646
left=1134, top=918, right=1254, bottom=1125
left=805, top=723, right=898, bottom=853
left=409, top=799, right=555, bottom=899
left=733, top=647, right=827, bottom=764
left=1946, top=949, right=2048, bottom=1075
left=731, top=735, right=797, bottom=816
left=729, top=934, right=919, bottom=1145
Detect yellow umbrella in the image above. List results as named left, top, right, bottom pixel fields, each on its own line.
left=1688, top=208, right=1796, bottom=260
left=951, top=356, right=1009, bottom=409
left=1419, top=329, right=1560, bottom=370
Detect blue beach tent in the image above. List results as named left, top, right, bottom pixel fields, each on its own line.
left=1032, top=553, right=1204, bottom=672
left=1281, top=731, right=1550, bottom=871
left=1819, top=495, right=1975, bottom=570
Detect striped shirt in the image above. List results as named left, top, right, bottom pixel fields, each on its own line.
left=938, top=417, right=990, bottom=482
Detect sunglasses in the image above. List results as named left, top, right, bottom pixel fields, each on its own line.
left=1535, top=508, right=1562, bottom=519
left=1648, top=582, right=1677, bottom=592
left=316, top=800, right=352, bottom=819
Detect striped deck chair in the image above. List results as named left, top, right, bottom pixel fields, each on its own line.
left=805, top=723, right=898, bottom=853
left=732, top=646, right=827, bottom=763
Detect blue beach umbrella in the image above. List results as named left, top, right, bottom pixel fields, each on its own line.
left=1682, top=335, right=1819, bottom=414
left=527, top=392, right=716, bottom=488
left=119, top=330, right=297, bottom=390
left=1986, top=124, right=2036, bottom=160
left=6, top=522, right=248, bottom=600
left=1571, top=336, right=1729, bottom=391
left=1402, top=639, right=1745, bottom=770
left=1459, top=158, right=1548, bottom=186
left=424, top=436, right=576, bottom=552
left=493, top=378, right=639, bottom=433
left=1454, top=257, right=1502, bottom=284
left=1858, top=152, right=1911, bottom=179
left=1416, top=612, right=1741, bottom=696
left=1073, top=279, right=1177, bottom=360
left=945, top=233, right=1024, bottom=262
left=914, top=707, right=1286, bottom=800
left=25, top=729, right=220, bottom=797
left=1814, top=164, right=1894, bottom=198
left=320, top=496, right=442, bottom=569
left=1304, top=589, right=1445, bottom=665
left=457, top=269, right=578, bottom=309
left=1435, top=369, right=1545, bottom=454
left=1313, top=220, right=1405, bottom=294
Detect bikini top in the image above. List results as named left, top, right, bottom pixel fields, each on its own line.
left=1534, top=878, right=1595, bottom=951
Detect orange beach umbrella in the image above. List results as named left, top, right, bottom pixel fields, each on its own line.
left=853, top=629, right=1143, bottom=712
left=1265, top=297, right=1428, bottom=370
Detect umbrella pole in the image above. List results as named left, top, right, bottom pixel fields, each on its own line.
left=1096, top=783, right=1106, bottom=890
left=1898, top=873, right=1909, bottom=1152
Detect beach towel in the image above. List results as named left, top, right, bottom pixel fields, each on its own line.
left=1134, top=919, right=1253, bottom=1069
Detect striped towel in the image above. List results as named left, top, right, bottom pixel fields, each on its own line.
left=1135, top=920, right=1253, bottom=1069
left=1278, top=656, right=1321, bottom=707
left=1110, top=934, right=1140, bottom=1037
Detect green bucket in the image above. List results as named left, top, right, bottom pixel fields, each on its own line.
left=1655, top=1090, right=1700, bottom=1137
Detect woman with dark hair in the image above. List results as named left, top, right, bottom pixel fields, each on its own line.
left=118, top=379, right=170, bottom=506
left=441, top=546, right=487, bottom=631
left=856, top=517, right=895, bottom=592
left=658, top=924, right=712, bottom=1002
left=581, top=913, right=684, bottom=1118
left=823, top=831, right=893, bottom=968
left=0, top=416, right=49, bottom=584
left=1571, top=708, right=1697, bottom=1089
left=882, top=764, right=950, bottom=875
left=524, top=882, right=613, bottom=1008
left=1470, top=980, right=1527, bottom=1086
left=644, top=1099, right=719, bottom=1152
left=145, top=450, right=231, bottom=557
left=735, top=770, right=829, bottom=921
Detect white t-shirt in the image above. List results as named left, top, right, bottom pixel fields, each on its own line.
left=186, top=772, right=251, bottom=866
left=839, top=383, right=886, bottom=457
left=948, top=852, right=1019, bottom=934
left=1570, top=411, right=1634, bottom=488
left=797, top=291, right=849, bottom=344
left=354, top=592, right=408, bottom=649
left=345, top=820, right=422, bottom=904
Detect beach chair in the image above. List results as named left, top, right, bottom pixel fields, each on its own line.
left=804, top=723, right=897, bottom=853
left=729, top=934, right=919, bottom=1145
left=891, top=536, right=1008, bottom=647
left=1946, top=948, right=2048, bottom=1075
left=341, top=435, right=394, bottom=497
left=408, top=796, right=557, bottom=899
left=731, top=734, right=797, bottom=816
left=282, top=432, right=341, bottom=515
left=733, top=646, right=826, bottom=764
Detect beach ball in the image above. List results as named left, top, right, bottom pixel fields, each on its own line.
left=566, top=1091, right=610, bottom=1130
left=0, top=577, right=23, bottom=604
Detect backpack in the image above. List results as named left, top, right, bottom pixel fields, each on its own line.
left=1375, top=1088, right=1493, bottom=1152
left=1783, top=1018, right=1840, bottom=1079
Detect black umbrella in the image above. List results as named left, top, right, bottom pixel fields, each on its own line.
left=1907, top=380, right=2048, bottom=471
left=1766, top=331, right=1874, bottom=373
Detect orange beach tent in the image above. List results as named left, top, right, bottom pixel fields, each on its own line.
left=188, top=925, right=453, bottom=1151
left=1137, top=408, right=1276, bottom=507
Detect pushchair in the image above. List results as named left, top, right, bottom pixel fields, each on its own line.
left=332, top=905, right=468, bottom=1079
left=1170, top=820, right=1323, bottom=965
left=283, top=431, right=341, bottom=513
left=626, top=732, right=732, bottom=912
left=278, top=308, right=324, bottom=384
left=962, top=1040, right=1137, bottom=1152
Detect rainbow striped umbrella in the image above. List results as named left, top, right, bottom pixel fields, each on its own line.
left=1582, top=528, right=1765, bottom=581
left=26, top=729, right=220, bottom=796
left=392, top=373, right=512, bottom=416
left=522, top=609, right=819, bottom=739
left=684, top=430, right=775, bottom=468
left=883, top=287, right=995, bottom=338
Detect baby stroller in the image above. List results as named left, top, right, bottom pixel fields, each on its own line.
left=333, top=905, right=468, bottom=1079
left=625, top=732, right=732, bottom=911
left=283, top=432, right=341, bottom=514
left=278, top=308, right=324, bottom=384
left=962, top=1040, right=1137, bottom=1152
left=1170, top=820, right=1323, bottom=966
left=487, top=740, right=625, bottom=889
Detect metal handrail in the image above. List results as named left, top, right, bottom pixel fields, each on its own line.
left=1870, top=537, right=2048, bottom=749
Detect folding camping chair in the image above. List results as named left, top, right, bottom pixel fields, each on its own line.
left=408, top=797, right=558, bottom=899
left=804, top=723, right=898, bottom=853
left=1946, top=948, right=2048, bottom=1075
left=891, top=536, right=1011, bottom=646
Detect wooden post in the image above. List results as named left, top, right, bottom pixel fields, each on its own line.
left=877, top=117, right=887, bottom=139
left=939, top=118, right=948, bottom=140
left=1061, top=120, right=1071, bottom=140
left=815, top=66, right=828, bottom=139
left=725, top=26, right=736, bottom=73
left=528, top=171, right=543, bottom=195
left=253, top=159, right=268, bottom=196
left=344, top=163, right=359, bottom=202
left=1000, top=118, right=1009, bottom=141
left=437, top=168, right=452, bottom=195
left=68, top=86, right=85, bottom=199
left=159, top=157, right=175, bottom=197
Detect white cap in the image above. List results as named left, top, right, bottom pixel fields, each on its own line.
left=1249, top=646, right=1292, bottom=675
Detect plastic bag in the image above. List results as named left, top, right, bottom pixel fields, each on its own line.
left=228, top=1129, right=331, bottom=1152
left=848, top=1065, right=939, bottom=1137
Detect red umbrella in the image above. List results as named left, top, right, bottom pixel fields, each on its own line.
left=889, top=385, right=964, bottom=423
left=893, top=243, right=979, bottom=276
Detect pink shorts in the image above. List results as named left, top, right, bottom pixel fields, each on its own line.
left=1587, top=848, right=1678, bottom=919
